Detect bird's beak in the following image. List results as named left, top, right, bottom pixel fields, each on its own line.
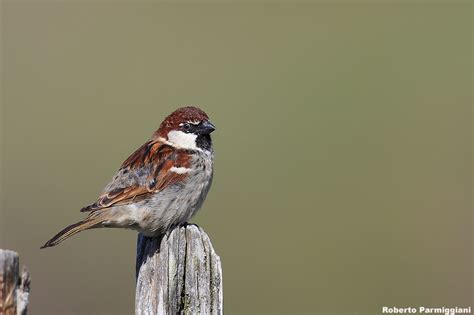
left=199, top=120, right=216, bottom=134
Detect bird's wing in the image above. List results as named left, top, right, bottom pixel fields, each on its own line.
left=80, top=140, right=191, bottom=212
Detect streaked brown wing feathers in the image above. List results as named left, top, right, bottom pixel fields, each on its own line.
left=81, top=141, right=191, bottom=213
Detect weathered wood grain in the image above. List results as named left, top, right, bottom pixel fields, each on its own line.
left=0, top=250, right=30, bottom=315
left=135, top=225, right=223, bottom=315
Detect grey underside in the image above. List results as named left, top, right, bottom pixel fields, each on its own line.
left=99, top=150, right=214, bottom=236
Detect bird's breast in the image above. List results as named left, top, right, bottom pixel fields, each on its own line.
left=134, top=150, right=214, bottom=235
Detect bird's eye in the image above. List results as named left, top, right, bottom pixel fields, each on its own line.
left=183, top=123, right=191, bottom=131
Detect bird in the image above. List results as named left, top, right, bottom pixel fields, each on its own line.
left=41, top=106, right=215, bottom=248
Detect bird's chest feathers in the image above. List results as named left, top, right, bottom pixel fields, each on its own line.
left=183, top=150, right=214, bottom=190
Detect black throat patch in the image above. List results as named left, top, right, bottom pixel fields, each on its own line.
left=196, top=134, right=212, bottom=151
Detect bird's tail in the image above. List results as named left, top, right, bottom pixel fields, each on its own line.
left=40, top=214, right=106, bottom=249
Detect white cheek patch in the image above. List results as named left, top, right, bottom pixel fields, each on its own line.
left=170, top=166, right=192, bottom=174
left=167, top=130, right=198, bottom=150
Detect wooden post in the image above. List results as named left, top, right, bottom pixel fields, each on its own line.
left=0, top=250, right=30, bottom=315
left=135, top=225, right=223, bottom=315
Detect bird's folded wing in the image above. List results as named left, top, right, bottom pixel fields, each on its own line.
left=81, top=140, right=190, bottom=212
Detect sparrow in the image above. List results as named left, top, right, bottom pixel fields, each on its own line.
left=41, top=106, right=215, bottom=248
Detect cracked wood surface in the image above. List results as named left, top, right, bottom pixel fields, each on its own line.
left=135, top=225, right=223, bottom=315
left=0, top=250, right=30, bottom=315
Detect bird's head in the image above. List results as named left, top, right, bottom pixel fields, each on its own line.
left=155, top=106, right=216, bottom=151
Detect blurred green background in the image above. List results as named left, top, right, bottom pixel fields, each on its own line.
left=0, top=1, right=471, bottom=315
